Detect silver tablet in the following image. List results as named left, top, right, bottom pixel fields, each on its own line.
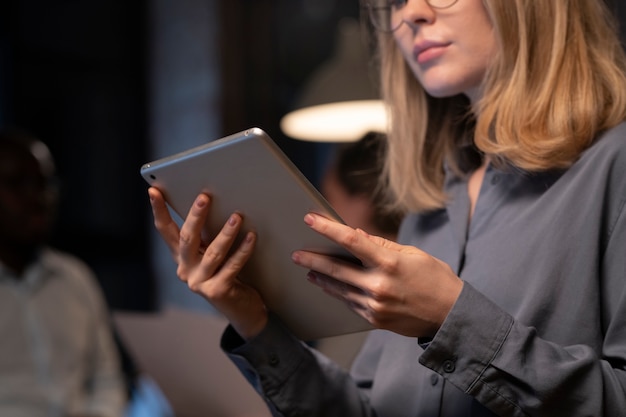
left=140, top=127, right=373, bottom=340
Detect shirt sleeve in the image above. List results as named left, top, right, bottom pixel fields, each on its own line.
left=419, top=278, right=626, bottom=416
left=221, top=314, right=375, bottom=417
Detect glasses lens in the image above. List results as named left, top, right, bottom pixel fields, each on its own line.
left=365, top=0, right=458, bottom=31
left=366, top=0, right=399, bottom=32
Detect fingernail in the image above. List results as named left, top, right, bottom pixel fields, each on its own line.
left=195, top=195, right=207, bottom=208
left=304, top=213, right=314, bottom=226
left=291, top=251, right=300, bottom=263
left=306, top=271, right=318, bottom=283
left=228, top=214, right=237, bottom=226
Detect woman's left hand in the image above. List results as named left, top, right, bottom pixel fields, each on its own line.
left=291, top=213, right=463, bottom=338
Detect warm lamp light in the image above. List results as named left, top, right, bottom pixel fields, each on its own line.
left=280, top=99, right=387, bottom=142
left=280, top=18, right=386, bottom=143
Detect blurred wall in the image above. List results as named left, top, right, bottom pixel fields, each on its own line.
left=147, top=0, right=223, bottom=312
left=0, top=0, right=154, bottom=311
left=0, top=0, right=361, bottom=312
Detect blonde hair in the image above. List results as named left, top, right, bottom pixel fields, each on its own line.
left=377, top=0, right=626, bottom=213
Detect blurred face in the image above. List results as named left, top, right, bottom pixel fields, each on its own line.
left=0, top=147, right=58, bottom=248
left=321, top=168, right=383, bottom=237
left=389, top=0, right=497, bottom=101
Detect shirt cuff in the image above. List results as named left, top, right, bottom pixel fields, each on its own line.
left=419, top=282, right=513, bottom=392
left=221, top=314, right=312, bottom=394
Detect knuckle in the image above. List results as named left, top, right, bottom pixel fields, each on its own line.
left=227, top=257, right=245, bottom=273
left=203, top=248, right=224, bottom=265
left=377, top=255, right=400, bottom=274
left=179, top=229, right=193, bottom=246
left=153, top=218, right=172, bottom=235
left=366, top=300, right=391, bottom=322
left=369, top=279, right=391, bottom=301
left=153, top=218, right=164, bottom=231
left=225, top=251, right=251, bottom=274
left=338, top=229, right=360, bottom=248
left=187, top=280, right=201, bottom=293
left=176, top=264, right=189, bottom=282
left=226, top=238, right=255, bottom=271
left=326, top=260, right=342, bottom=279
left=204, top=282, right=227, bottom=299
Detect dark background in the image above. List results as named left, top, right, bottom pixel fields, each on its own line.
left=0, top=0, right=625, bottom=313
left=0, top=0, right=361, bottom=312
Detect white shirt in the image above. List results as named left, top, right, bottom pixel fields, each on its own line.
left=0, top=248, right=126, bottom=417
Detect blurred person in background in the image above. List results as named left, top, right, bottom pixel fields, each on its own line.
left=315, top=131, right=405, bottom=369
left=0, top=127, right=126, bottom=417
left=320, top=131, right=404, bottom=241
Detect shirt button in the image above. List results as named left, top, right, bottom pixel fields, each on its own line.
left=430, top=374, right=439, bottom=386
left=268, top=353, right=280, bottom=367
left=442, top=359, right=456, bottom=373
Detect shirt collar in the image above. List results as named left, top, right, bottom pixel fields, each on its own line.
left=0, top=249, right=52, bottom=291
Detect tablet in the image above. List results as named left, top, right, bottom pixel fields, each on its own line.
left=140, top=127, right=373, bottom=340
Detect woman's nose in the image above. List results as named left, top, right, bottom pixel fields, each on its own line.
left=394, top=0, right=436, bottom=29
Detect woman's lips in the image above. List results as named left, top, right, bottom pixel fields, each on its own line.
left=414, top=42, right=450, bottom=64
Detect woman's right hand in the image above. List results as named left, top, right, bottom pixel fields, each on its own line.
left=148, top=187, right=268, bottom=340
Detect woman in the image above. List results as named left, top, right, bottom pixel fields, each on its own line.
left=148, top=0, right=626, bottom=415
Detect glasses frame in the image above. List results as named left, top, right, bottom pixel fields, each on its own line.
left=362, top=0, right=460, bottom=33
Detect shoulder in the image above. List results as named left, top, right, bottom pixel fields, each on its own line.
left=568, top=124, right=626, bottom=240
left=570, top=123, right=626, bottom=189
left=584, top=122, right=626, bottom=166
left=40, top=248, right=102, bottom=294
left=579, top=123, right=626, bottom=192
left=41, top=247, right=94, bottom=274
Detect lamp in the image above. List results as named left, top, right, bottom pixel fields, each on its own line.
left=280, top=18, right=387, bottom=142
left=281, top=100, right=386, bottom=142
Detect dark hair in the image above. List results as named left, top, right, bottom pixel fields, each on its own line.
left=332, top=131, right=405, bottom=236
left=0, top=126, right=56, bottom=177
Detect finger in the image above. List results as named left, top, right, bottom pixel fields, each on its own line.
left=357, top=228, right=404, bottom=251
left=293, top=250, right=366, bottom=292
left=178, top=193, right=212, bottom=265
left=355, top=228, right=412, bottom=268
left=307, top=270, right=366, bottom=302
left=198, top=212, right=247, bottom=278
left=303, top=213, right=386, bottom=267
left=306, top=271, right=372, bottom=320
left=148, top=187, right=182, bottom=256
left=204, top=230, right=257, bottom=285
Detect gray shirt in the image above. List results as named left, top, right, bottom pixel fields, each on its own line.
left=222, top=123, right=626, bottom=416
left=0, top=248, right=126, bottom=417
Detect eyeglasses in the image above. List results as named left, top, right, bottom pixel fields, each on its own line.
left=363, top=0, right=460, bottom=33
